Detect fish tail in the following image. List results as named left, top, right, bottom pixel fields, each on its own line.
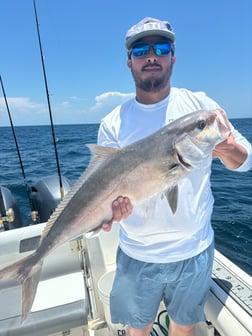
left=21, top=261, right=43, bottom=322
left=0, top=253, right=43, bottom=322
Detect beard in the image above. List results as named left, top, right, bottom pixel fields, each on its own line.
left=131, top=62, right=173, bottom=92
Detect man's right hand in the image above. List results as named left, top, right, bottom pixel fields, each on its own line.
left=102, top=196, right=133, bottom=232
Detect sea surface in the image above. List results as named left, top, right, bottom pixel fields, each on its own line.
left=0, top=119, right=251, bottom=275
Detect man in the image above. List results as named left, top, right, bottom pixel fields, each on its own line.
left=98, top=17, right=252, bottom=336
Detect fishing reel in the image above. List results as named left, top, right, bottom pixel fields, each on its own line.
left=0, top=186, right=23, bottom=230
left=0, top=208, right=15, bottom=230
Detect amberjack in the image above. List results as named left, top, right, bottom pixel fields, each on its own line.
left=0, top=109, right=231, bottom=321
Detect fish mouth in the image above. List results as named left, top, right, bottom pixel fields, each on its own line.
left=215, top=109, right=231, bottom=138
left=176, top=151, right=192, bottom=170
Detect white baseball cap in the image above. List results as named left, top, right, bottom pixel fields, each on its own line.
left=125, top=17, right=175, bottom=51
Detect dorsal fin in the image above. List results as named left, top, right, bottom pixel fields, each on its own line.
left=86, top=144, right=119, bottom=158
left=40, top=144, right=120, bottom=240
left=83, top=144, right=119, bottom=180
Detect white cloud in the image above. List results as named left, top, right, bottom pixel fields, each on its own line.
left=86, top=91, right=135, bottom=122
left=0, top=97, right=48, bottom=126
left=93, top=91, right=134, bottom=107
left=51, top=91, right=135, bottom=124
left=0, top=91, right=135, bottom=126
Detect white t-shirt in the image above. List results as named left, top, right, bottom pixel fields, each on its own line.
left=97, top=88, right=252, bottom=263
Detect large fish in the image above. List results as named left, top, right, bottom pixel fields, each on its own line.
left=0, top=109, right=230, bottom=321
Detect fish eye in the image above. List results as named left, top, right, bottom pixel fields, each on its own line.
left=197, top=120, right=206, bottom=130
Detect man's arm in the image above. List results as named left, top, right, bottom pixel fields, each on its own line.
left=213, top=133, right=248, bottom=169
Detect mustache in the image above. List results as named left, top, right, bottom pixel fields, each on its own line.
left=142, top=63, right=162, bottom=71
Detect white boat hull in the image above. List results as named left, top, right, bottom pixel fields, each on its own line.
left=0, top=223, right=251, bottom=336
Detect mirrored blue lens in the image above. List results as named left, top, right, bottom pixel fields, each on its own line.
left=131, top=41, right=171, bottom=58
left=132, top=43, right=150, bottom=57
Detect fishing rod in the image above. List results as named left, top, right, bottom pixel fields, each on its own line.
left=33, top=0, right=64, bottom=200
left=0, top=75, right=36, bottom=221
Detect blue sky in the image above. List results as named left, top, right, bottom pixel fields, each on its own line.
left=0, top=0, right=251, bottom=126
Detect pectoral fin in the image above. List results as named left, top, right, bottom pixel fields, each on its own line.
left=165, top=185, right=178, bottom=214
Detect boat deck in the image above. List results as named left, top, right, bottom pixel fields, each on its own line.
left=0, top=223, right=251, bottom=336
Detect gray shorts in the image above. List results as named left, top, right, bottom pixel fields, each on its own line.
left=110, top=242, right=214, bottom=328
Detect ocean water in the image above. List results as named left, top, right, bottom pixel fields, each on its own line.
left=0, top=119, right=251, bottom=275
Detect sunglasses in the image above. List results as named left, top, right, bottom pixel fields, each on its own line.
left=130, top=41, right=172, bottom=58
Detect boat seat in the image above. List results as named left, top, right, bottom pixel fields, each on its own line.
left=0, top=224, right=89, bottom=336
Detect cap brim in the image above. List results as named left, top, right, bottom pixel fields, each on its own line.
left=125, top=30, right=175, bottom=50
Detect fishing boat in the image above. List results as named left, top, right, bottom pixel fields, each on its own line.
left=0, top=1, right=251, bottom=334
left=0, top=180, right=251, bottom=336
